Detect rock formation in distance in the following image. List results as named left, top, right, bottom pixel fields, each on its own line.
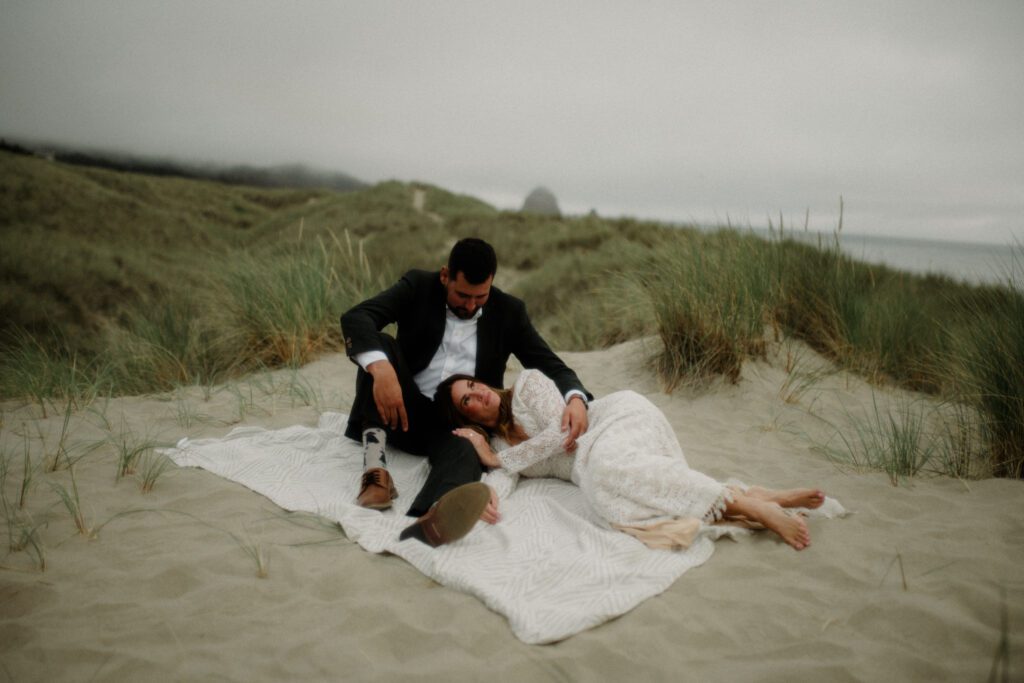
left=521, top=186, right=561, bottom=217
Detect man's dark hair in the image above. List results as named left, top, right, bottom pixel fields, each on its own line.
left=447, top=238, right=497, bottom=284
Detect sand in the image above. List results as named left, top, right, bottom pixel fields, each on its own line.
left=2, top=338, right=1021, bottom=681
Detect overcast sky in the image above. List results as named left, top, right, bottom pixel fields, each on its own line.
left=2, top=1, right=1022, bottom=244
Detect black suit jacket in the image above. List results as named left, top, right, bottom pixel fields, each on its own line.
left=340, top=269, right=591, bottom=400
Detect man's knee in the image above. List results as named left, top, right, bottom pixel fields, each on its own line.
left=452, top=439, right=485, bottom=479
left=435, top=437, right=484, bottom=481
left=349, top=333, right=419, bottom=431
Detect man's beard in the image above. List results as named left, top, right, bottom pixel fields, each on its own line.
left=449, top=305, right=477, bottom=320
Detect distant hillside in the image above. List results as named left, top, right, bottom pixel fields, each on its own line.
left=0, top=151, right=496, bottom=347
left=0, top=138, right=366, bottom=192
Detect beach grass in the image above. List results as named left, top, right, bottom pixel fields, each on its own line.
left=173, top=394, right=201, bottom=430
left=989, top=589, right=1011, bottom=683
left=828, top=395, right=938, bottom=484
left=285, top=371, right=324, bottom=411
left=137, top=451, right=171, bottom=494
left=777, top=344, right=838, bottom=407
left=934, top=398, right=987, bottom=481
left=109, top=422, right=157, bottom=482
left=814, top=389, right=992, bottom=483
left=106, top=293, right=234, bottom=392
left=18, top=430, right=36, bottom=509
left=1, top=443, right=15, bottom=545
left=240, top=537, right=271, bottom=579
left=41, top=398, right=88, bottom=472
left=50, top=464, right=90, bottom=536
left=223, top=382, right=262, bottom=423
left=90, top=507, right=279, bottom=579
left=510, top=235, right=653, bottom=350
left=221, top=242, right=351, bottom=368
left=2, top=150, right=1021, bottom=480
left=0, top=328, right=109, bottom=417
left=951, top=279, right=1024, bottom=478
left=2, top=493, right=46, bottom=570
left=635, top=230, right=770, bottom=387
left=2, top=448, right=46, bottom=568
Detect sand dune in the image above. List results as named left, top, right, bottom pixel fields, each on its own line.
left=2, top=339, right=1020, bottom=680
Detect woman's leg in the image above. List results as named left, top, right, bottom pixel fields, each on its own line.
left=722, top=492, right=811, bottom=551
left=745, top=486, right=825, bottom=510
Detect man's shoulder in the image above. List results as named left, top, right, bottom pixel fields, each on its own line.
left=396, top=269, right=445, bottom=300
left=401, top=269, right=440, bottom=286
left=486, top=284, right=524, bottom=310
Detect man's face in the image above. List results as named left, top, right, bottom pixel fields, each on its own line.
left=441, top=268, right=492, bottom=319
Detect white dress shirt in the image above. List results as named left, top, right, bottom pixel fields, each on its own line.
left=412, top=307, right=481, bottom=398
left=354, top=307, right=480, bottom=399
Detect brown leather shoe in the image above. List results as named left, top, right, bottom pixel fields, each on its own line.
left=357, top=467, right=398, bottom=510
left=399, top=482, right=491, bottom=547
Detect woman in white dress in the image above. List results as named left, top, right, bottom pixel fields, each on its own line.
left=436, top=369, right=824, bottom=551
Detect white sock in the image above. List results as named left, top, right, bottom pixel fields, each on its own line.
left=362, top=427, right=387, bottom=470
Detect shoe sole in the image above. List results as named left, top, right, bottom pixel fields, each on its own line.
left=399, top=482, right=490, bottom=547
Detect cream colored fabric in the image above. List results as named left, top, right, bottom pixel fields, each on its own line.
left=163, top=416, right=722, bottom=644
left=165, top=409, right=848, bottom=644
left=491, top=370, right=728, bottom=527
left=613, top=518, right=703, bottom=550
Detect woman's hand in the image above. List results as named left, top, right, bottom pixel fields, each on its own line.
left=480, top=485, right=501, bottom=525
left=452, top=428, right=500, bottom=468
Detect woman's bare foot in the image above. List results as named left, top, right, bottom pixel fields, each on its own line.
left=755, top=500, right=811, bottom=551
left=724, top=494, right=812, bottom=550
left=746, top=486, right=825, bottom=510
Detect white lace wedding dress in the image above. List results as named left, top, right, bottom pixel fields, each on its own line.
left=486, top=369, right=730, bottom=530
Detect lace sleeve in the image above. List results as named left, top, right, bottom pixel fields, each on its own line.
left=496, top=370, right=566, bottom=474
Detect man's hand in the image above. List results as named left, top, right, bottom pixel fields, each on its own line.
left=561, top=396, right=589, bottom=452
left=480, top=485, right=501, bottom=525
left=367, top=360, right=408, bottom=431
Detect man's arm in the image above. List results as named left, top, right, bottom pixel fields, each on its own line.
left=505, top=298, right=592, bottom=450
left=505, top=298, right=592, bottom=400
left=340, top=273, right=418, bottom=358
left=340, top=272, right=422, bottom=431
left=366, top=358, right=408, bottom=432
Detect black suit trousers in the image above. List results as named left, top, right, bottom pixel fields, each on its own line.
left=345, top=334, right=483, bottom=517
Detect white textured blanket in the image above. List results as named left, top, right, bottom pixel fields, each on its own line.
left=163, top=413, right=843, bottom=644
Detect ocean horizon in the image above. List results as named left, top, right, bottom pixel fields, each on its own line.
left=715, top=226, right=1019, bottom=287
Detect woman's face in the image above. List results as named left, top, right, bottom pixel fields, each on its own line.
left=450, top=379, right=500, bottom=427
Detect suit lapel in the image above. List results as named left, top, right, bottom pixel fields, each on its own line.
left=475, top=301, right=498, bottom=382
left=421, top=276, right=447, bottom=367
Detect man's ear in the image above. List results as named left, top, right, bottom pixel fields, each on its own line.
left=440, top=266, right=450, bottom=287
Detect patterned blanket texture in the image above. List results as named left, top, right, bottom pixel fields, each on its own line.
left=163, top=412, right=844, bottom=644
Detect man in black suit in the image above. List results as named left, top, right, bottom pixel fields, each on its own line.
left=341, top=238, right=591, bottom=527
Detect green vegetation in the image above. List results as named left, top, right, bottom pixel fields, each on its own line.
left=107, top=419, right=157, bottom=483
left=953, top=277, right=1024, bottom=478
left=137, top=451, right=171, bottom=494
left=818, top=395, right=956, bottom=485
left=50, top=464, right=90, bottom=536
left=2, top=150, right=1022, bottom=480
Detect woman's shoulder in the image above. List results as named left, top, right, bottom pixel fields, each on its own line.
left=515, top=368, right=551, bottom=389
left=513, top=370, right=563, bottom=414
